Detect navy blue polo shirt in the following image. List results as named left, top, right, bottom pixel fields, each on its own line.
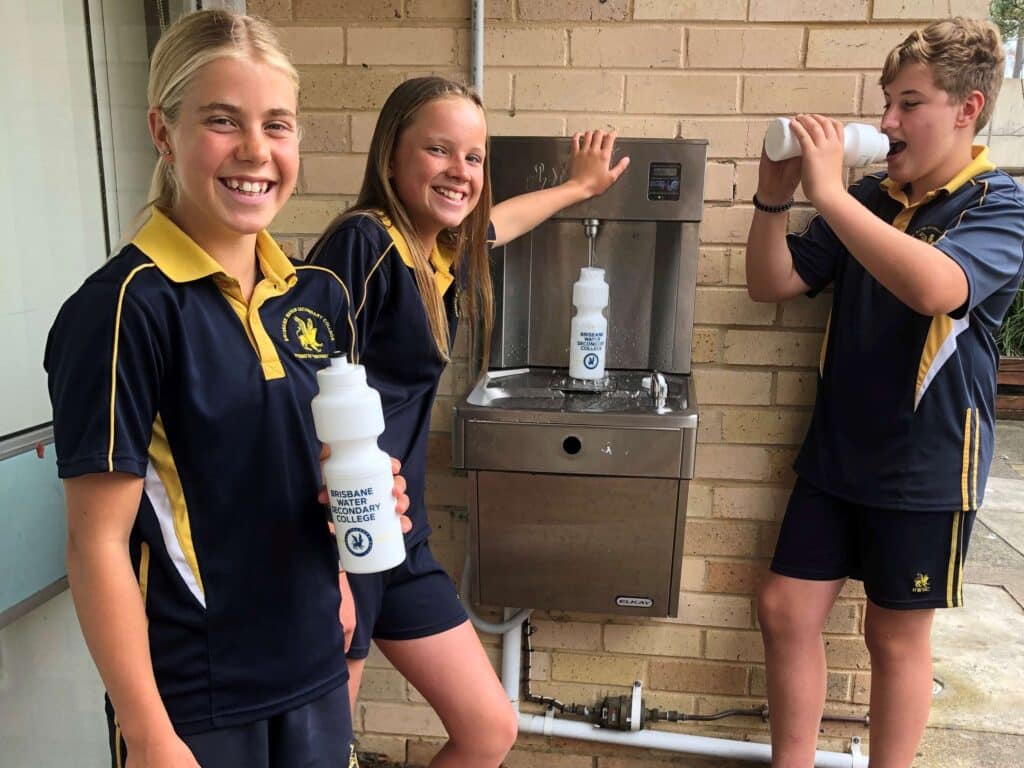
left=310, top=213, right=483, bottom=548
left=789, top=147, right=1024, bottom=512
left=45, top=209, right=351, bottom=733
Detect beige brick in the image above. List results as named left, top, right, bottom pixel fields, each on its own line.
left=278, top=26, right=344, bottom=65
left=736, top=162, right=810, bottom=204
left=437, top=361, right=470, bottom=397
left=516, top=71, right=624, bottom=112
left=679, top=591, right=753, bottom=628
left=299, top=113, right=349, bottom=153
left=700, top=205, right=754, bottom=244
left=684, top=520, right=764, bottom=558
left=750, top=0, right=868, bottom=21
left=294, top=0, right=401, bottom=20
left=698, top=247, right=729, bottom=285
left=550, top=653, right=645, bottom=686
left=485, top=28, right=567, bottom=67
left=696, top=445, right=774, bottom=481
left=702, top=162, right=734, bottom=202
left=689, top=28, right=804, bottom=70
left=852, top=671, right=871, bottom=704
left=274, top=197, right=349, bottom=234
left=301, top=155, right=366, bottom=195
left=824, top=636, right=871, bottom=669
left=862, top=74, right=888, bottom=115
left=635, top=0, right=747, bottom=20
left=519, top=0, right=628, bottom=21
left=363, top=702, right=446, bottom=736
left=565, top=115, right=679, bottom=137
left=687, top=482, right=714, bottom=518
left=359, top=668, right=408, bottom=701
left=681, top=119, right=768, bottom=159
left=807, top=27, right=915, bottom=69
left=405, top=740, right=445, bottom=764
left=825, top=601, right=862, bottom=634
left=694, top=368, right=773, bottom=406
left=872, top=0, right=948, bottom=19
left=713, top=485, right=791, bottom=521
left=722, top=408, right=811, bottom=445
left=695, top=287, right=776, bottom=326
left=349, top=112, right=377, bottom=153
left=781, top=293, right=831, bottom=328
left=246, top=0, right=292, bottom=21
left=351, top=28, right=457, bottom=66
left=699, top=408, right=724, bottom=444
left=407, top=0, right=515, bottom=18
left=692, top=327, right=720, bottom=363
left=705, top=559, right=770, bottom=594
left=727, top=248, right=748, bottom=285
left=489, top=112, right=566, bottom=137
left=705, top=629, right=766, bottom=662
left=364, top=643, right=396, bottom=670
left=428, top=394, right=454, bottom=434
left=628, top=74, right=738, bottom=115
left=300, top=67, right=405, bottom=110
left=743, top=75, right=859, bottom=115
left=603, top=624, right=702, bottom=657
left=649, top=659, right=748, bottom=694
left=950, top=0, right=991, bottom=15
left=572, top=26, right=683, bottom=69
left=724, top=330, right=822, bottom=366
left=527, top=650, right=551, bottom=681
left=682, top=556, right=708, bottom=590
left=776, top=370, right=818, bottom=406
left=528, top=620, right=602, bottom=651
left=840, top=578, right=867, bottom=600
left=827, top=671, right=854, bottom=701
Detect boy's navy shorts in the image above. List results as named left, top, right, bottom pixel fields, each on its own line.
left=347, top=537, right=468, bottom=660
left=106, top=683, right=355, bottom=768
left=771, top=478, right=975, bottom=609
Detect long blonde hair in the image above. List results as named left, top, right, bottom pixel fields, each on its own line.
left=311, top=77, right=494, bottom=364
left=145, top=9, right=299, bottom=215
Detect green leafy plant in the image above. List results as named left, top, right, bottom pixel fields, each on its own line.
left=991, top=0, right=1024, bottom=77
left=997, top=287, right=1024, bottom=357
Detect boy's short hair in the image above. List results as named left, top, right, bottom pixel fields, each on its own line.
left=879, top=17, right=1005, bottom=132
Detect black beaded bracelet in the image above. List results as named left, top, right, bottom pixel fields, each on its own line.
left=752, top=193, right=794, bottom=213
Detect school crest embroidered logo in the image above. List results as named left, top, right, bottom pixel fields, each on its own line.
left=281, top=307, right=334, bottom=360
left=911, top=225, right=944, bottom=245
left=912, top=572, right=931, bottom=593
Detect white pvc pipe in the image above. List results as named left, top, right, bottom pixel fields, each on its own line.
left=470, top=0, right=484, bottom=95
left=500, top=619, right=868, bottom=768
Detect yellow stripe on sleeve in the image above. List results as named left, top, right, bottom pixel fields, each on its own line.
left=107, top=264, right=157, bottom=471
left=138, top=541, right=150, bottom=606
left=972, top=408, right=980, bottom=510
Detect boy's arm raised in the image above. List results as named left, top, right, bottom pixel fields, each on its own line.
left=746, top=149, right=813, bottom=302
left=64, top=472, right=200, bottom=768
left=794, top=115, right=968, bottom=316
left=490, top=130, right=629, bottom=247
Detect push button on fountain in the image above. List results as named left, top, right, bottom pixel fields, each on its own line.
left=562, top=435, right=582, bottom=455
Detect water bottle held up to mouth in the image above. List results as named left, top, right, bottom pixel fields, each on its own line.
left=765, top=117, right=890, bottom=167
left=311, top=352, right=406, bottom=574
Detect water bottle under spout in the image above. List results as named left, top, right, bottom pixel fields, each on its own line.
left=569, top=267, right=609, bottom=381
left=765, top=117, right=890, bottom=166
left=311, top=352, right=406, bottom=574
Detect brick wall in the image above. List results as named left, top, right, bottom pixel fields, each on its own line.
left=249, top=1, right=990, bottom=764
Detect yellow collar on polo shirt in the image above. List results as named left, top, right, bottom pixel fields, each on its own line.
left=881, top=145, right=995, bottom=206
left=376, top=213, right=456, bottom=297
left=132, top=207, right=297, bottom=290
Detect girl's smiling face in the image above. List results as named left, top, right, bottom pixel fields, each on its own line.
left=151, top=55, right=299, bottom=252
left=389, top=96, right=487, bottom=249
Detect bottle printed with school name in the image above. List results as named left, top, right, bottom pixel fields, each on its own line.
left=764, top=117, right=890, bottom=166
left=569, top=267, right=609, bottom=381
left=311, top=353, right=406, bottom=574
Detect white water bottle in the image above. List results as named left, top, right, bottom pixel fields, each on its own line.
left=311, top=353, right=405, bottom=574
left=568, top=267, right=609, bottom=380
left=765, top=117, right=890, bottom=166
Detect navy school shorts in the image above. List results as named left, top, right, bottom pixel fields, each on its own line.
left=106, top=683, right=355, bottom=768
left=346, top=537, right=469, bottom=660
left=770, top=478, right=975, bottom=609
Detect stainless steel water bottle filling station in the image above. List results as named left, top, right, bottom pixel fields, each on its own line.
left=453, top=137, right=707, bottom=617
